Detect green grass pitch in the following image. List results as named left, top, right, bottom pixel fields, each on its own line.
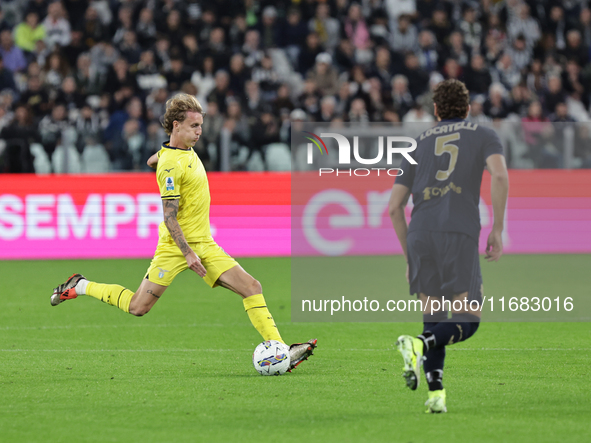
left=0, top=255, right=589, bottom=443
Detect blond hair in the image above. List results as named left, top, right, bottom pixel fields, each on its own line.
left=162, top=93, right=205, bottom=135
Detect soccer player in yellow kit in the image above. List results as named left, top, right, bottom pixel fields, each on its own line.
left=50, top=93, right=316, bottom=371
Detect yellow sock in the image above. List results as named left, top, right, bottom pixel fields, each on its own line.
left=243, top=294, right=284, bottom=343
left=86, top=282, right=134, bottom=314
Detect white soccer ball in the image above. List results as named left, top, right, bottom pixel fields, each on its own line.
left=252, top=340, right=291, bottom=376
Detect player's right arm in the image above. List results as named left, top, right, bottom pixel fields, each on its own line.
left=389, top=183, right=412, bottom=282
left=157, top=158, right=206, bottom=277
left=485, top=153, right=509, bottom=262
left=162, top=199, right=207, bottom=277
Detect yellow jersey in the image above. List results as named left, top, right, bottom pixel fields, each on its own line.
left=156, top=142, right=212, bottom=242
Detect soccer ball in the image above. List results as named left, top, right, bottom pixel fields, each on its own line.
left=252, top=340, right=291, bottom=376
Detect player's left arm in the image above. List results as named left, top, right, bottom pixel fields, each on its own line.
left=485, top=153, right=509, bottom=262
left=389, top=183, right=412, bottom=262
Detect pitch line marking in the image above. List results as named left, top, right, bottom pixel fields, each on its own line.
left=0, top=348, right=588, bottom=352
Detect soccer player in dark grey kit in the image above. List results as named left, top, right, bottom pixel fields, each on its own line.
left=388, top=79, right=509, bottom=413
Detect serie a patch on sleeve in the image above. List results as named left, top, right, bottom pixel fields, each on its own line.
left=165, top=177, right=175, bottom=191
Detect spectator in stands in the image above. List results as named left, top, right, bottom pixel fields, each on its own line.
left=0, top=11, right=10, bottom=35
left=401, top=52, right=429, bottom=98
left=0, top=29, right=27, bottom=73
left=273, top=83, right=295, bottom=114
left=543, top=6, right=567, bottom=52
left=561, top=30, right=589, bottom=67
left=542, top=75, right=568, bottom=116
left=416, top=30, right=439, bottom=73
left=109, top=117, right=145, bottom=170
left=207, top=70, right=231, bottom=114
left=250, top=105, right=280, bottom=168
left=228, top=53, right=250, bottom=97
left=161, top=9, right=184, bottom=49
left=562, top=59, right=588, bottom=109
left=74, top=104, right=102, bottom=152
left=459, top=6, right=482, bottom=51
left=464, top=53, right=492, bottom=96
left=136, top=7, right=157, bottom=48
left=43, top=50, right=70, bottom=91
left=14, top=11, right=46, bottom=53
left=278, top=7, right=308, bottom=65
left=428, top=7, right=453, bottom=46
left=111, top=5, right=134, bottom=47
left=203, top=27, right=230, bottom=71
left=403, top=102, right=435, bottom=123
left=442, top=31, right=470, bottom=68
left=390, top=74, right=414, bottom=118
left=469, top=96, right=492, bottom=124
left=62, top=28, right=87, bottom=70
left=43, top=1, right=71, bottom=50
left=369, top=46, right=394, bottom=91
left=483, top=83, right=510, bottom=120
left=198, top=100, right=223, bottom=169
left=144, top=87, right=167, bottom=121
left=166, top=56, right=192, bottom=93
left=118, top=30, right=142, bottom=65
left=141, top=120, right=166, bottom=171
left=575, top=8, right=591, bottom=48
left=343, top=3, right=371, bottom=55
left=104, top=57, right=138, bottom=97
left=493, top=52, right=522, bottom=90
left=191, top=56, right=216, bottom=106
left=104, top=96, right=145, bottom=144
left=82, top=5, right=108, bottom=48
left=318, top=95, right=338, bottom=123
left=506, top=34, right=532, bottom=72
left=0, top=54, right=17, bottom=96
left=133, top=49, right=163, bottom=93
left=309, top=3, right=340, bottom=52
left=39, top=103, right=71, bottom=156
left=509, top=83, right=533, bottom=118
left=258, top=6, right=280, bottom=50
left=389, top=14, right=418, bottom=54
left=241, top=29, right=263, bottom=70
left=89, top=40, right=119, bottom=77
left=521, top=100, right=557, bottom=168
left=507, top=3, right=540, bottom=49
left=348, top=97, right=370, bottom=124
left=334, top=38, right=356, bottom=72
left=0, top=104, right=38, bottom=173
left=21, top=75, right=51, bottom=119
left=442, top=58, right=462, bottom=81
left=307, top=52, right=338, bottom=97
left=297, top=31, right=323, bottom=76
left=251, top=53, right=281, bottom=101
left=55, top=75, right=85, bottom=111
left=74, top=52, right=101, bottom=96
left=182, top=33, right=201, bottom=69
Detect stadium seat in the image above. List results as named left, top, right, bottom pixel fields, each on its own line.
left=82, top=144, right=111, bottom=173
left=52, top=145, right=82, bottom=173
left=245, top=151, right=265, bottom=172
left=265, top=143, right=292, bottom=171
left=30, top=143, right=52, bottom=174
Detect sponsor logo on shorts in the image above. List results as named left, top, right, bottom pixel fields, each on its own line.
left=157, top=267, right=170, bottom=279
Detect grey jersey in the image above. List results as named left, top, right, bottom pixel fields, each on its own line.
left=396, top=119, right=504, bottom=241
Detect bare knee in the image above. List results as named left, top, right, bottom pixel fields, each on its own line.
left=128, top=298, right=152, bottom=317
left=250, top=279, right=262, bottom=295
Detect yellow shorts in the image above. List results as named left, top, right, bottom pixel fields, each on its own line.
left=145, top=238, right=238, bottom=288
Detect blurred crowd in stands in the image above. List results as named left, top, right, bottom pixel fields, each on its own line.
left=0, top=0, right=590, bottom=173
